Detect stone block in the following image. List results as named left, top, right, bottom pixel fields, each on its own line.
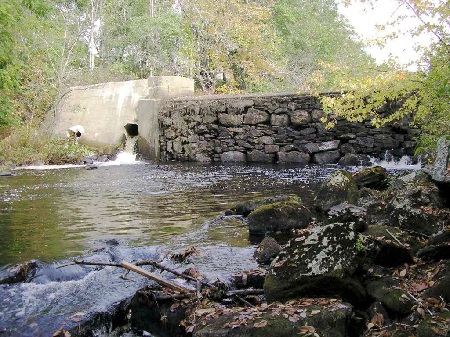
left=313, top=150, right=341, bottom=164
left=277, top=151, right=310, bottom=164
left=243, top=108, right=270, bottom=125
left=290, top=110, right=312, bottom=126
left=265, top=144, right=279, bottom=153
left=218, top=113, right=243, bottom=126
left=318, top=140, right=341, bottom=151
left=220, top=151, right=246, bottom=162
left=270, top=114, right=289, bottom=126
left=247, top=150, right=275, bottom=163
left=258, top=136, right=274, bottom=145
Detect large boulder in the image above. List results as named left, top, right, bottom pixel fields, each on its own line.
left=423, top=135, right=450, bottom=184
left=247, top=197, right=312, bottom=235
left=366, top=278, right=415, bottom=316
left=264, top=222, right=366, bottom=304
left=384, top=172, right=447, bottom=235
left=353, top=166, right=389, bottom=190
left=315, top=170, right=359, bottom=213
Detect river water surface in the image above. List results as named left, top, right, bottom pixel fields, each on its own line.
left=0, top=159, right=418, bottom=336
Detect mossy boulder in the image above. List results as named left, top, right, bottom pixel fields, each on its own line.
left=264, top=222, right=365, bottom=304
left=227, top=195, right=294, bottom=217
left=247, top=197, right=312, bottom=235
left=192, top=299, right=353, bottom=337
left=416, top=311, right=450, bottom=337
left=423, top=271, right=450, bottom=302
left=366, top=278, right=414, bottom=316
left=315, top=170, right=359, bottom=213
left=385, top=172, right=447, bottom=235
left=353, top=166, right=389, bottom=190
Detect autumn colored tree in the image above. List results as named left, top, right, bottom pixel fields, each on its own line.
left=309, top=0, right=449, bottom=154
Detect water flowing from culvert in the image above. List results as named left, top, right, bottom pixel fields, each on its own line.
left=0, top=162, right=421, bottom=336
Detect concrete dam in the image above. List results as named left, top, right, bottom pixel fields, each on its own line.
left=53, top=76, right=419, bottom=164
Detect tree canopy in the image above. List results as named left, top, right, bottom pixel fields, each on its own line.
left=0, top=0, right=374, bottom=129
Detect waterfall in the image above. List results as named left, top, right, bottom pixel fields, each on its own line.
left=109, top=136, right=139, bottom=165
left=370, top=151, right=421, bottom=170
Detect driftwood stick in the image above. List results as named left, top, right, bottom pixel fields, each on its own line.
left=136, top=260, right=218, bottom=290
left=225, top=289, right=264, bottom=297
left=385, top=229, right=404, bottom=246
left=120, top=261, right=194, bottom=293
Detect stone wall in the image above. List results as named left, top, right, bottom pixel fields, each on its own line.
left=159, top=93, right=419, bottom=164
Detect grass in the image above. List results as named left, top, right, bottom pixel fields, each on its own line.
left=0, top=125, right=93, bottom=170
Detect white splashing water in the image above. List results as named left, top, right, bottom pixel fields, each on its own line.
left=99, top=136, right=140, bottom=166
left=370, top=152, right=422, bottom=170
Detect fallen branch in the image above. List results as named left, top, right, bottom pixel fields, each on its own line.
left=385, top=229, right=405, bottom=246
left=69, top=259, right=217, bottom=290
left=120, top=261, right=194, bottom=293
left=137, top=260, right=218, bottom=290
left=225, top=289, right=265, bottom=297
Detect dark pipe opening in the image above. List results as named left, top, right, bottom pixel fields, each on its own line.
left=124, top=123, right=139, bottom=137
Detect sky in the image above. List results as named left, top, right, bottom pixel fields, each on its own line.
left=338, top=0, right=435, bottom=69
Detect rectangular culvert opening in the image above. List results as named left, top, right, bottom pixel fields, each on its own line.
left=124, top=123, right=139, bottom=137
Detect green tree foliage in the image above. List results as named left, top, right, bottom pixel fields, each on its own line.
left=183, top=0, right=285, bottom=93
left=309, top=0, right=449, bottom=153
left=272, top=0, right=374, bottom=90
left=1, top=0, right=373, bottom=129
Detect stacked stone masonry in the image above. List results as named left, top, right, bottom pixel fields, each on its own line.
left=159, top=93, right=419, bottom=164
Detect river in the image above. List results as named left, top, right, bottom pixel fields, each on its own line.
left=0, top=158, right=419, bottom=336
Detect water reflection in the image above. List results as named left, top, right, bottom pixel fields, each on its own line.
left=0, top=163, right=335, bottom=267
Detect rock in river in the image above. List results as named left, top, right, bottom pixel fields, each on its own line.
left=264, top=222, right=366, bottom=305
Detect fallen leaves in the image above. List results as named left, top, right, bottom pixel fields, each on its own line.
left=52, top=328, right=71, bottom=337
left=170, top=246, right=200, bottom=263
left=253, top=320, right=268, bottom=328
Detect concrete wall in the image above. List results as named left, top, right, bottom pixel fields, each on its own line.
left=158, top=93, right=419, bottom=164
left=54, top=76, right=194, bottom=155
left=54, top=79, right=149, bottom=151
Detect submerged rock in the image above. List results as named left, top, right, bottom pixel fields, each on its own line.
left=264, top=222, right=365, bottom=304
left=247, top=196, right=311, bottom=235
left=0, top=260, right=38, bottom=284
